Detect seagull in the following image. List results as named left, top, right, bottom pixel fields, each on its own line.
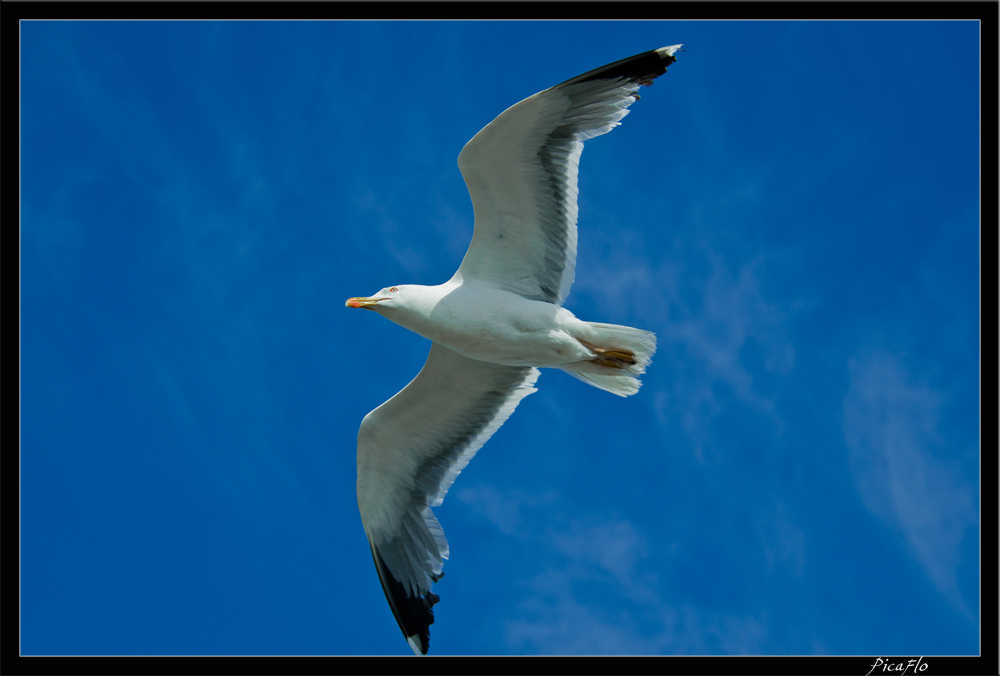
left=345, top=45, right=682, bottom=655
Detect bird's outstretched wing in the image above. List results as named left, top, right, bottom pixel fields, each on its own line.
left=356, top=342, right=540, bottom=655
left=454, top=45, right=682, bottom=305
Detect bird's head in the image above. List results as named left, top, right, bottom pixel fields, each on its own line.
left=346, top=283, right=450, bottom=338
left=345, top=285, right=408, bottom=313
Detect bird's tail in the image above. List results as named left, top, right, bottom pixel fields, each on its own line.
left=559, top=322, right=656, bottom=397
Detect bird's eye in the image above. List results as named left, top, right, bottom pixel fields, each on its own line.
left=389, top=287, right=398, bottom=293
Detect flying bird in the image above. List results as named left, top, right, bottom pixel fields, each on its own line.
left=345, top=44, right=682, bottom=655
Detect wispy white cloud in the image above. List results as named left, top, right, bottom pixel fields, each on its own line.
left=455, top=485, right=558, bottom=536
left=504, top=568, right=656, bottom=655
left=354, top=188, right=431, bottom=277
left=459, top=493, right=776, bottom=654
left=550, top=518, right=656, bottom=603
left=842, top=349, right=977, bottom=617
left=670, top=253, right=794, bottom=409
left=755, top=501, right=806, bottom=577
left=457, top=486, right=652, bottom=593
left=506, top=567, right=770, bottom=655
left=578, top=244, right=795, bottom=459
left=552, top=519, right=647, bottom=579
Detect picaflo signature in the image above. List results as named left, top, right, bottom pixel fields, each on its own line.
left=865, top=656, right=929, bottom=676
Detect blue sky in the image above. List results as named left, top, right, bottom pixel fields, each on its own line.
left=21, top=21, right=981, bottom=656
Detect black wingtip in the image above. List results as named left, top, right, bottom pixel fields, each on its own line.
left=557, top=44, right=683, bottom=90
left=370, top=543, right=440, bottom=655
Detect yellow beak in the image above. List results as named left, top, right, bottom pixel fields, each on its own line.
left=345, top=297, right=385, bottom=309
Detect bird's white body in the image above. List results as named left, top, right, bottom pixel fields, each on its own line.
left=367, top=280, right=594, bottom=368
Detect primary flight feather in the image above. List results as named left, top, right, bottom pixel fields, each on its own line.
left=345, top=44, right=682, bottom=655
